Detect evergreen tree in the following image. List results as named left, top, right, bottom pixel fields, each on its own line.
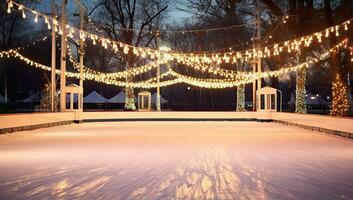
left=236, top=85, right=246, bottom=111
left=39, top=82, right=51, bottom=111
left=295, top=67, right=307, bottom=114
left=331, top=74, right=350, bottom=116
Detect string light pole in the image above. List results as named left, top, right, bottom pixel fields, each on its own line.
left=50, top=0, right=56, bottom=112
left=77, top=1, right=86, bottom=111
left=252, top=0, right=262, bottom=111
left=59, top=0, right=67, bottom=112
left=156, top=31, right=162, bottom=111
left=155, top=31, right=171, bottom=111
left=256, top=0, right=262, bottom=94
left=252, top=39, right=256, bottom=110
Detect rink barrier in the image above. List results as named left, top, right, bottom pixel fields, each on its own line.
left=0, top=121, right=73, bottom=134
left=273, top=120, right=353, bottom=139
left=0, top=111, right=352, bottom=140
left=83, top=118, right=261, bottom=122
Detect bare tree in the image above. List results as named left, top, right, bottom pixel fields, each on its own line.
left=0, top=0, right=41, bottom=109
left=89, top=0, right=168, bottom=110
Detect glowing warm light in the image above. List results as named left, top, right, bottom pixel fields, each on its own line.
left=6, top=0, right=353, bottom=66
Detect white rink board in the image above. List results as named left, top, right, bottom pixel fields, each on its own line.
left=0, top=111, right=352, bottom=135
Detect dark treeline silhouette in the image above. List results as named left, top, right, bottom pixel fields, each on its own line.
left=0, top=0, right=352, bottom=112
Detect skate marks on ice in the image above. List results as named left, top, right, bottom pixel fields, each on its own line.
left=3, top=145, right=351, bottom=200
left=1, top=122, right=353, bottom=199
left=0, top=146, right=271, bottom=200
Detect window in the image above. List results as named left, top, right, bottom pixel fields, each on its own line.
left=260, top=94, right=265, bottom=110
left=66, top=93, right=71, bottom=109
left=74, top=94, right=79, bottom=109
left=271, top=94, right=276, bottom=110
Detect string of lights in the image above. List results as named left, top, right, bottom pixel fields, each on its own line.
left=168, top=20, right=351, bottom=63
left=13, top=36, right=49, bottom=51
left=66, top=45, right=166, bottom=79
left=0, top=49, right=181, bottom=88
left=87, top=17, right=257, bottom=34
left=0, top=39, right=346, bottom=89
left=7, top=0, right=353, bottom=66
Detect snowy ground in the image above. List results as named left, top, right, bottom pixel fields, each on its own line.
left=0, top=121, right=353, bottom=200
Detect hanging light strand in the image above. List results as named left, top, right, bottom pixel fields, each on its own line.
left=1, top=39, right=346, bottom=89
left=7, top=0, right=353, bottom=65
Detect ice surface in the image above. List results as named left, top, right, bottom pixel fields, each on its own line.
left=0, top=121, right=352, bottom=200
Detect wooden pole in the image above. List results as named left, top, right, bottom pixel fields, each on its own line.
left=252, top=0, right=262, bottom=111
left=79, top=6, right=84, bottom=110
left=156, top=31, right=161, bottom=111
left=256, top=0, right=262, bottom=91
left=252, top=47, right=256, bottom=111
left=59, top=0, right=67, bottom=112
left=51, top=0, right=56, bottom=112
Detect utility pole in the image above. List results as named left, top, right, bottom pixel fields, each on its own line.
left=59, top=0, right=67, bottom=112
left=252, top=39, right=256, bottom=111
left=79, top=6, right=85, bottom=110
left=256, top=0, right=262, bottom=91
left=51, top=0, right=56, bottom=112
left=252, top=0, right=261, bottom=111
left=156, top=31, right=161, bottom=112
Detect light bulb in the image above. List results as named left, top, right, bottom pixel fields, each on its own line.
left=34, top=14, right=38, bottom=22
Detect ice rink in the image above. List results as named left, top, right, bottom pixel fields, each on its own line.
left=0, top=121, right=353, bottom=200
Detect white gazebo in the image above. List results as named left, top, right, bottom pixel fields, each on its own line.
left=138, top=91, right=151, bottom=111
left=256, top=86, right=277, bottom=112
left=65, top=83, right=83, bottom=111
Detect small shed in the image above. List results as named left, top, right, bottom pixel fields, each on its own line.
left=66, top=83, right=83, bottom=111
left=138, top=91, right=151, bottom=111
left=256, top=86, right=277, bottom=112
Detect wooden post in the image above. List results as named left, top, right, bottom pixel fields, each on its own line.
left=51, top=0, right=56, bottom=112
left=256, top=0, right=262, bottom=91
left=252, top=0, right=262, bottom=111
left=79, top=6, right=84, bottom=110
left=59, top=0, right=67, bottom=112
left=156, top=31, right=161, bottom=111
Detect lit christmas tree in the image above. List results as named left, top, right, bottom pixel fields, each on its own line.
left=39, top=82, right=51, bottom=111
left=236, top=85, right=246, bottom=111
left=124, top=87, right=136, bottom=110
left=295, top=67, right=307, bottom=114
left=331, top=74, right=350, bottom=116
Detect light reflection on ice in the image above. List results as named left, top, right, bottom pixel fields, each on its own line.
left=0, top=122, right=352, bottom=199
